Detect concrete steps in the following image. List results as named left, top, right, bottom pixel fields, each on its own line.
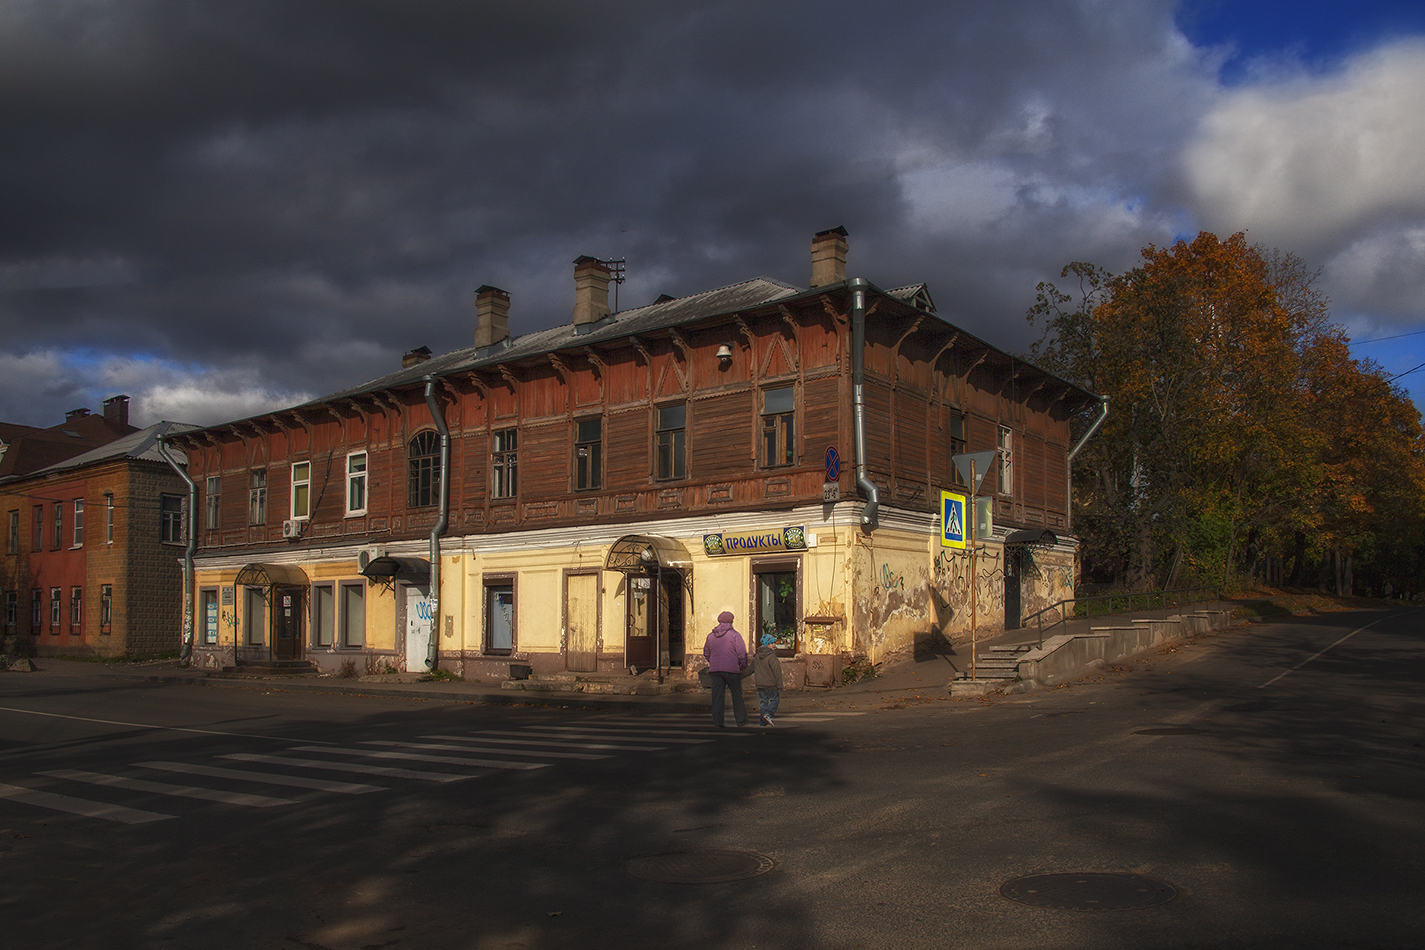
left=500, top=671, right=699, bottom=696
left=217, top=659, right=319, bottom=678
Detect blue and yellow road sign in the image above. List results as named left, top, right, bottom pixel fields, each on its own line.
left=940, top=490, right=967, bottom=548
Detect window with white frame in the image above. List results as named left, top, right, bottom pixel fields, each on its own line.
left=31, top=589, right=41, bottom=629
left=70, top=586, right=82, bottom=628
left=491, top=429, right=518, bottom=499
left=205, top=477, right=221, bottom=531
left=50, top=587, right=61, bottom=629
left=998, top=424, right=1013, bottom=496
left=340, top=582, right=365, bottom=647
left=198, top=587, right=216, bottom=643
left=52, top=503, right=62, bottom=549
left=290, top=461, right=311, bottom=519
left=101, top=584, right=113, bottom=634
left=7, top=510, right=17, bottom=554
left=105, top=493, right=114, bottom=543
left=346, top=452, right=367, bottom=516
left=72, top=499, right=84, bottom=547
left=32, top=506, right=42, bottom=552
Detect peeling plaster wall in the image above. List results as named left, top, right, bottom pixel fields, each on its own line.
left=852, top=528, right=935, bottom=663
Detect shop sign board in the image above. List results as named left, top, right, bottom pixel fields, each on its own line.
left=703, top=526, right=807, bottom=557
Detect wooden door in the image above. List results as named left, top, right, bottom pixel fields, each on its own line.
left=565, top=572, right=599, bottom=672
left=273, top=586, right=304, bottom=660
left=625, top=574, right=655, bottom=670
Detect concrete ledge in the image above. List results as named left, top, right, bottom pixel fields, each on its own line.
left=1010, top=608, right=1231, bottom=688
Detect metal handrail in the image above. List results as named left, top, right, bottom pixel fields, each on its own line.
left=1020, top=585, right=1222, bottom=649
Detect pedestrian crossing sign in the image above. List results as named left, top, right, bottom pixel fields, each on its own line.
left=940, top=490, right=967, bottom=548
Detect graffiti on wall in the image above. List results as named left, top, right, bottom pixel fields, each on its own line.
left=879, top=563, right=905, bottom=592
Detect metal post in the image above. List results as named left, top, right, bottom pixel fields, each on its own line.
left=656, top=563, right=664, bottom=685
left=970, top=460, right=977, bottom=680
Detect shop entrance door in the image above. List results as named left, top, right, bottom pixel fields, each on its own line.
left=565, top=572, right=599, bottom=672
left=625, top=571, right=684, bottom=671
left=1004, top=550, right=1023, bottom=630
left=273, top=586, right=304, bottom=660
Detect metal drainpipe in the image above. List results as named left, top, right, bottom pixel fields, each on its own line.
left=423, top=377, right=451, bottom=672
left=1065, top=396, right=1109, bottom=536
left=849, top=278, right=879, bottom=530
left=156, top=431, right=196, bottom=661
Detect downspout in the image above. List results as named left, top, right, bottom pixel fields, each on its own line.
left=156, top=430, right=196, bottom=662
left=1065, top=396, right=1109, bottom=536
left=849, top=278, right=879, bottom=530
left=423, top=377, right=451, bottom=672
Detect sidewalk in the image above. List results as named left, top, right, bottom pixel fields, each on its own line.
left=9, top=596, right=1230, bottom=714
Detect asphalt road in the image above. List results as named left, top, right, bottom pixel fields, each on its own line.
left=1, top=607, right=1421, bottom=950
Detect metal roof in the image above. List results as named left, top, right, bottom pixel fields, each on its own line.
left=315, top=276, right=803, bottom=406
left=19, top=421, right=196, bottom=478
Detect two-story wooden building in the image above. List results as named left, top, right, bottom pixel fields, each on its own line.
left=167, top=230, right=1098, bottom=682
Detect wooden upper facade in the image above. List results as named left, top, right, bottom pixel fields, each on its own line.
left=169, top=238, right=1097, bottom=553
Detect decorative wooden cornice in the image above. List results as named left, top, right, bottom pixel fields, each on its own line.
left=583, top=346, right=607, bottom=378
left=930, top=331, right=961, bottom=368
left=668, top=328, right=692, bottom=364
left=819, top=294, right=846, bottom=325
left=548, top=353, right=571, bottom=382
left=498, top=365, right=520, bottom=391
left=891, top=315, right=925, bottom=354
left=628, top=336, right=652, bottom=365
left=779, top=306, right=801, bottom=342
left=961, top=349, right=990, bottom=378
left=734, top=315, right=755, bottom=351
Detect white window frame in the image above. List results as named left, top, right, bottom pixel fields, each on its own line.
left=346, top=452, right=368, bottom=516
left=72, top=498, right=84, bottom=548
left=290, top=461, right=311, bottom=520
left=105, top=493, right=114, bottom=544
left=998, top=424, right=1014, bottom=496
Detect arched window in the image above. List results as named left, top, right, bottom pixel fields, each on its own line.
left=408, top=431, right=442, bottom=508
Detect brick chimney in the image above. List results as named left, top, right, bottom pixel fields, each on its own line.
left=810, top=226, right=849, bottom=287
left=572, top=256, right=611, bottom=326
left=103, top=395, right=129, bottom=426
left=474, top=285, right=511, bottom=348
left=402, top=346, right=432, bottom=368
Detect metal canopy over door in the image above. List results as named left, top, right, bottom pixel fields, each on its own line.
left=605, top=535, right=693, bottom=682
left=564, top=572, right=599, bottom=672
left=273, top=586, right=305, bottom=660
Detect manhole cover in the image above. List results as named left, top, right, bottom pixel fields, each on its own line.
left=1133, top=726, right=1208, bottom=736
left=1000, top=872, right=1178, bottom=911
left=626, top=849, right=775, bottom=884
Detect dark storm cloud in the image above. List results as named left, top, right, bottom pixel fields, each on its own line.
left=1, top=0, right=1227, bottom=424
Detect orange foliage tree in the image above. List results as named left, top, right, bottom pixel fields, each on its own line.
left=1029, top=232, right=1425, bottom=594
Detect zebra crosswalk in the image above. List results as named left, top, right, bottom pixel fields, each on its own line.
left=0, top=709, right=863, bottom=825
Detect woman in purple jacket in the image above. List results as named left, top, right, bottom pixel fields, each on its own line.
left=703, top=610, right=748, bottom=727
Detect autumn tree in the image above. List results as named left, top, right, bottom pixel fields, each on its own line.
left=1028, top=231, right=1424, bottom=594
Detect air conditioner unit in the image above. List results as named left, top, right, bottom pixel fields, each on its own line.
left=357, top=546, right=387, bottom=570
left=281, top=519, right=304, bottom=539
